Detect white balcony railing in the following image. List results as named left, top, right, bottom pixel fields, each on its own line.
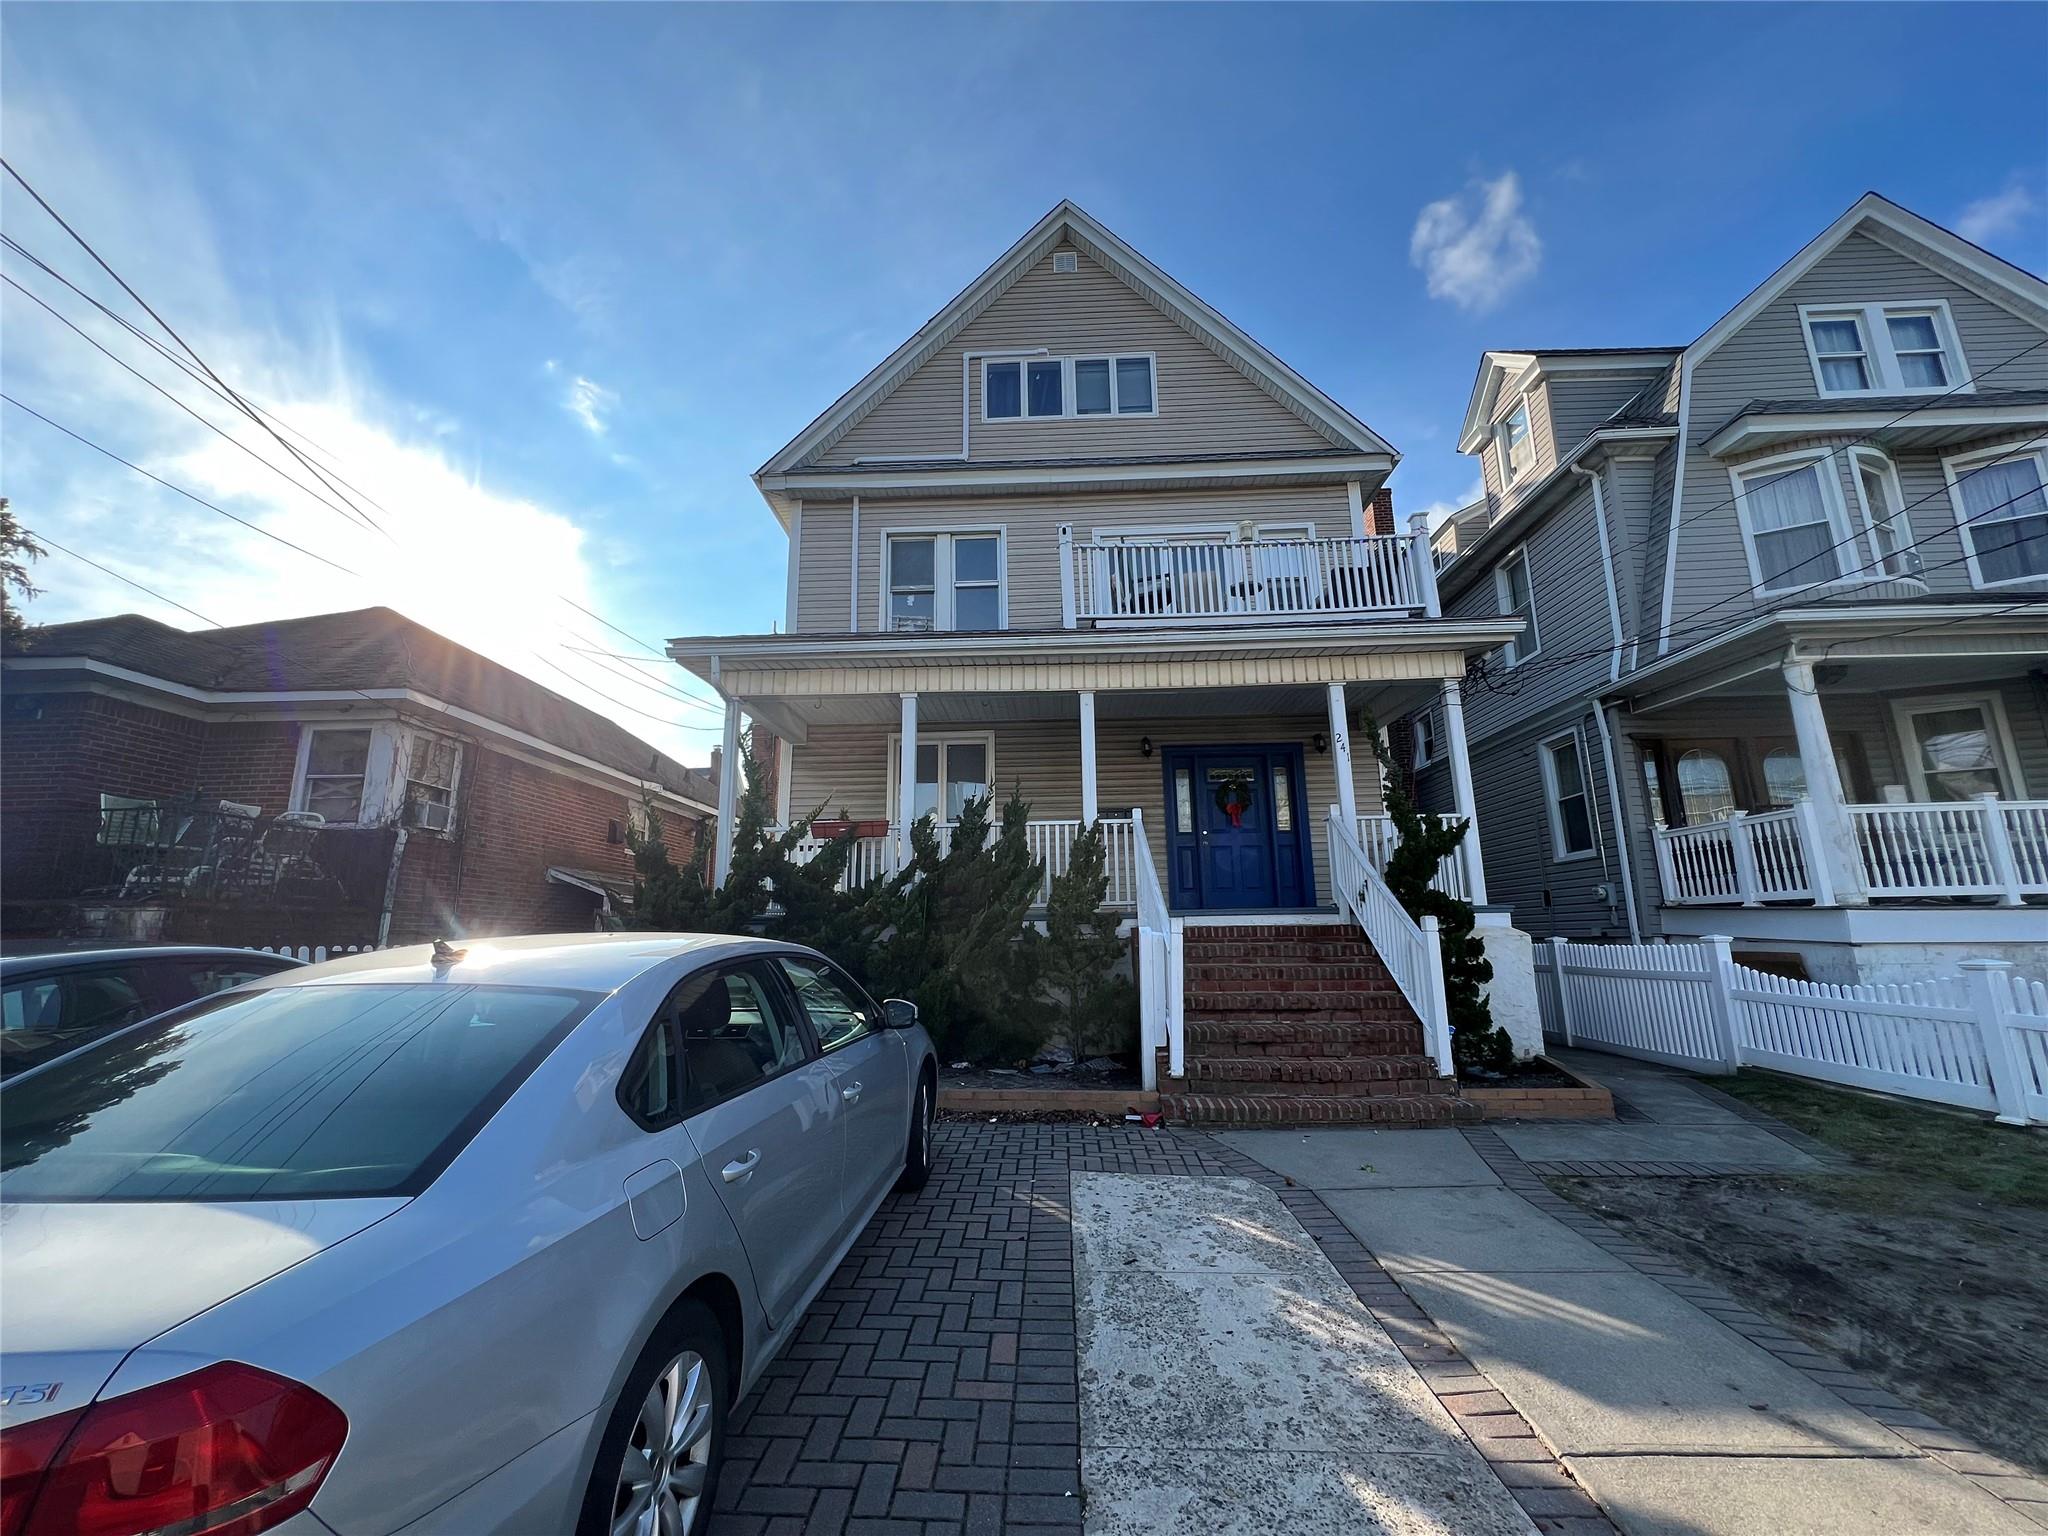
left=785, top=816, right=1139, bottom=909
left=1067, top=532, right=1428, bottom=624
left=1654, top=795, right=2047, bottom=908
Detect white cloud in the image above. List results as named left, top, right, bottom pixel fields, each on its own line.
left=1410, top=172, right=1542, bottom=313
left=1409, top=477, right=1486, bottom=533
left=1955, top=178, right=2041, bottom=248
left=563, top=374, right=618, bottom=436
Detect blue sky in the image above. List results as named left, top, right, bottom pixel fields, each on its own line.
left=3, top=3, right=2043, bottom=759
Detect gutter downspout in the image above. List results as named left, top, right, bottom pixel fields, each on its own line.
left=377, top=825, right=410, bottom=947
left=1590, top=705, right=1642, bottom=943
left=1571, top=463, right=1627, bottom=683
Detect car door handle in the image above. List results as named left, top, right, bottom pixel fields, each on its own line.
left=841, top=1081, right=863, bottom=1103
left=721, top=1150, right=761, bottom=1183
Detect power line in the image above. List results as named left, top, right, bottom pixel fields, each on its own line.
left=20, top=526, right=221, bottom=627
left=529, top=651, right=719, bottom=732
left=559, top=640, right=726, bottom=714
left=2, top=393, right=366, bottom=579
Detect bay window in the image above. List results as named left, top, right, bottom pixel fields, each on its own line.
left=1849, top=448, right=1915, bottom=577
left=1733, top=456, right=1851, bottom=592
left=1944, top=441, right=2048, bottom=588
left=886, top=531, right=1004, bottom=631
left=1801, top=301, right=1967, bottom=396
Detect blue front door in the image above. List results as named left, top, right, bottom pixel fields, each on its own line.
left=1162, top=746, right=1312, bottom=911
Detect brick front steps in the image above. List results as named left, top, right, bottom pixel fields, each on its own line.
left=1164, top=922, right=1477, bottom=1128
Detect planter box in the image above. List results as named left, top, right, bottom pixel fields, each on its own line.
left=1463, top=1057, right=1614, bottom=1121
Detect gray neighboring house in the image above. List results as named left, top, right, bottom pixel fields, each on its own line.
left=1405, top=192, right=2048, bottom=985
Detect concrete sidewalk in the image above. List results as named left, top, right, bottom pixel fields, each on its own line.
left=1219, top=1072, right=2045, bottom=1536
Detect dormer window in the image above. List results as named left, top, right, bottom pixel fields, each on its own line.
left=1800, top=302, right=1967, bottom=396
left=982, top=354, right=1156, bottom=421
left=1496, top=400, right=1534, bottom=485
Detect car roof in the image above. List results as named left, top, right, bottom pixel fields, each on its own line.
left=0, top=945, right=306, bottom=976
left=254, top=932, right=796, bottom=996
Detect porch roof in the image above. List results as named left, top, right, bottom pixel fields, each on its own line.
left=1609, top=599, right=2048, bottom=715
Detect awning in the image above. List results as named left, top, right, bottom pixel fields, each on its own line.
left=547, top=866, right=637, bottom=916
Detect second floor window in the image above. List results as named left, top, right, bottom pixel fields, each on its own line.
left=887, top=532, right=1003, bottom=631
left=1735, top=458, right=1849, bottom=592
left=1494, top=547, right=1539, bottom=664
left=984, top=354, right=1156, bottom=421
left=1497, top=400, right=1534, bottom=485
left=1945, top=442, right=2048, bottom=588
left=1801, top=302, right=1965, bottom=395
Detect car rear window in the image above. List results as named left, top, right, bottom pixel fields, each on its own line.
left=0, top=982, right=594, bottom=1201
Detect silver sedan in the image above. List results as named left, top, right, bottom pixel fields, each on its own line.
left=0, top=933, right=938, bottom=1536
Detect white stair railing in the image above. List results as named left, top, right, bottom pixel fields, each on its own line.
left=1326, top=805, right=1453, bottom=1077
left=1130, top=808, right=1183, bottom=1090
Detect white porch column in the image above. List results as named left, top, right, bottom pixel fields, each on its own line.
left=1078, top=690, right=1099, bottom=824
left=1440, top=677, right=1489, bottom=905
left=1325, top=683, right=1358, bottom=829
left=896, top=693, right=919, bottom=870
left=774, top=736, right=794, bottom=828
left=713, top=697, right=741, bottom=886
left=1782, top=659, right=1866, bottom=904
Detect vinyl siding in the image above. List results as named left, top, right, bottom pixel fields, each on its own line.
left=786, top=712, right=1382, bottom=905
left=1663, top=233, right=2048, bottom=634
left=1545, top=370, right=1667, bottom=448
left=803, top=482, right=1350, bottom=634
left=814, top=245, right=1337, bottom=468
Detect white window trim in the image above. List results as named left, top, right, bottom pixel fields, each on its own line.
left=1940, top=439, right=2048, bottom=591
left=1846, top=447, right=1920, bottom=580
left=885, top=731, right=1000, bottom=823
left=1887, top=690, right=2026, bottom=802
left=1412, top=711, right=1436, bottom=770
left=879, top=527, right=1008, bottom=632
left=980, top=352, right=1159, bottom=423
left=1493, top=546, right=1540, bottom=665
left=1726, top=448, right=1860, bottom=596
left=1797, top=300, right=1972, bottom=398
left=1538, top=728, right=1599, bottom=862
left=1495, top=396, right=1535, bottom=486
left=290, top=720, right=464, bottom=830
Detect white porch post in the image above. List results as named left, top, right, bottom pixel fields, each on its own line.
left=1440, top=677, right=1489, bottom=905
left=1409, top=511, right=1442, bottom=618
left=1782, top=659, right=1866, bottom=905
left=1325, top=683, right=1358, bottom=829
left=1078, top=690, right=1099, bottom=824
left=896, top=693, right=919, bottom=871
left=774, top=736, right=794, bottom=828
left=714, top=697, right=741, bottom=886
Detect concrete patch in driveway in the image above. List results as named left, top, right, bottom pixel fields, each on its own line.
left=1322, top=1186, right=1632, bottom=1274
left=1569, top=1450, right=2045, bottom=1535
left=1073, top=1173, right=1535, bottom=1535
left=1215, top=1128, right=1502, bottom=1189
left=1494, top=1122, right=1820, bottom=1169
left=1400, top=1267, right=1907, bottom=1457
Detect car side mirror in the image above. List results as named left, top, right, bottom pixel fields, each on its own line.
left=884, top=998, right=919, bottom=1030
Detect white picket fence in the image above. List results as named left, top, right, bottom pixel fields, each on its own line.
left=251, top=943, right=383, bottom=964
left=1534, top=936, right=2048, bottom=1125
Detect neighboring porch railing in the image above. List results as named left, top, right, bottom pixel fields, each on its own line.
left=1130, top=808, right=1183, bottom=1091
left=1326, top=805, right=1452, bottom=1077
left=1066, top=532, right=1428, bottom=624
left=1653, top=794, right=2048, bottom=908
left=1355, top=813, right=1470, bottom=901
left=784, top=816, right=1140, bottom=909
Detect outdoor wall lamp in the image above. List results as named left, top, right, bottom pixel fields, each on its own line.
left=1312, top=732, right=1329, bottom=754
left=1139, top=736, right=1154, bottom=757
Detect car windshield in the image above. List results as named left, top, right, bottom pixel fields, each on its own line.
left=0, top=982, right=594, bottom=1202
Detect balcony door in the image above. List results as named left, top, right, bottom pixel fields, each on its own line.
left=1160, top=745, right=1312, bottom=911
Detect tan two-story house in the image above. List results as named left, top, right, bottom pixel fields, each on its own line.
left=670, top=202, right=1528, bottom=1115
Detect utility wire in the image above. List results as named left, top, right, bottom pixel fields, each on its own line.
left=20, top=527, right=222, bottom=627
left=560, top=640, right=726, bottom=714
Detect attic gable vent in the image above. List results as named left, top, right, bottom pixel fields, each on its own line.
left=1053, top=251, right=1078, bottom=274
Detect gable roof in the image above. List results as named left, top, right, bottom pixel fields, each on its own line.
left=1455, top=348, right=1680, bottom=453
left=6, top=607, right=716, bottom=804
left=752, top=199, right=1397, bottom=526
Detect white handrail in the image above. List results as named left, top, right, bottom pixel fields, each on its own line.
left=1326, top=805, right=1452, bottom=1077
left=1074, top=533, right=1423, bottom=622
left=1355, top=812, right=1469, bottom=900
left=1130, top=808, right=1182, bottom=1089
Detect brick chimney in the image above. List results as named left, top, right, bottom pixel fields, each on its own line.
left=1365, top=488, right=1396, bottom=537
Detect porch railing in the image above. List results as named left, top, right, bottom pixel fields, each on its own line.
left=784, top=816, right=1139, bottom=909
left=1327, top=805, right=1452, bottom=1076
left=1067, top=532, right=1427, bottom=624
left=1355, top=813, right=1470, bottom=900
left=1653, top=794, right=2047, bottom=907
left=1131, top=808, right=1183, bottom=1090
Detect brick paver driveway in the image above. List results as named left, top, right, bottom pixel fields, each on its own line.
left=709, top=1124, right=1227, bottom=1536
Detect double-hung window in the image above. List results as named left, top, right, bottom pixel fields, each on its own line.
left=1944, top=442, right=2048, bottom=588
left=1411, top=711, right=1437, bottom=770
left=888, top=735, right=994, bottom=823
left=1540, top=731, right=1596, bottom=860
left=1497, top=400, right=1534, bottom=486
left=1494, top=547, right=1539, bottom=664
left=1801, top=302, right=1967, bottom=396
left=1733, top=457, right=1851, bottom=593
left=886, top=532, right=1004, bottom=631
left=1890, top=694, right=2020, bottom=802
left=983, top=354, right=1156, bottom=420
left=297, top=727, right=372, bottom=823
left=1848, top=449, right=1915, bottom=577
left=405, top=736, right=461, bottom=830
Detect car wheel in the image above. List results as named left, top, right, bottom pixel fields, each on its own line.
left=579, top=1300, right=726, bottom=1536
left=897, top=1072, right=936, bottom=1192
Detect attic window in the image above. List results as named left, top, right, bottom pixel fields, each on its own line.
left=983, top=354, right=1157, bottom=421
left=1053, top=251, right=1078, bottom=273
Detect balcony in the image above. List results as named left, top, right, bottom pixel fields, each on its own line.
left=1061, top=529, right=1436, bottom=627
left=1654, top=795, right=2048, bottom=908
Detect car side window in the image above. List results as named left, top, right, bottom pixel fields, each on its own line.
left=618, top=1012, right=682, bottom=1130
left=0, top=968, right=152, bottom=1079
left=162, top=961, right=280, bottom=1003
left=675, top=961, right=810, bottom=1114
left=775, top=956, right=881, bottom=1053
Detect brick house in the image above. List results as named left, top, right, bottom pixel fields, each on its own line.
left=1, top=607, right=718, bottom=948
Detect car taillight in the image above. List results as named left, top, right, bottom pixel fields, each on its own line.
left=1, top=1410, right=84, bottom=1536
left=6, top=1363, right=346, bottom=1536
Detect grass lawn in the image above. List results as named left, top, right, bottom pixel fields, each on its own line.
left=1710, top=1069, right=2047, bottom=1211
